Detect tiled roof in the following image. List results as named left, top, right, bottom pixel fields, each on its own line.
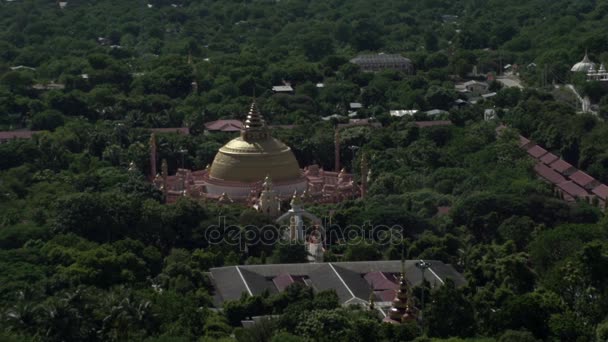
left=364, top=271, right=399, bottom=291
left=204, top=120, right=243, bottom=132
left=436, top=206, right=452, bottom=216
left=375, top=289, right=397, bottom=302
left=557, top=181, right=589, bottom=198
left=209, top=260, right=465, bottom=306
left=592, top=184, right=608, bottom=199
left=0, top=130, right=39, bottom=140
left=272, top=273, right=295, bottom=292
left=539, top=152, right=559, bottom=165
left=526, top=145, right=548, bottom=159
left=534, top=163, right=566, bottom=185
left=549, top=159, right=575, bottom=175
left=569, top=170, right=596, bottom=188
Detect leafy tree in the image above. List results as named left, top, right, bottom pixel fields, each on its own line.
left=271, top=242, right=308, bottom=264
left=425, top=279, right=476, bottom=338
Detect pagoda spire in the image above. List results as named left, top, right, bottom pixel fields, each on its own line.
left=241, top=100, right=269, bottom=141
left=383, top=249, right=417, bottom=324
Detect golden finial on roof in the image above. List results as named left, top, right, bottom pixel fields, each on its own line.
left=241, top=99, right=269, bottom=141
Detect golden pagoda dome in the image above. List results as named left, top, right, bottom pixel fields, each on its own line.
left=208, top=101, right=303, bottom=183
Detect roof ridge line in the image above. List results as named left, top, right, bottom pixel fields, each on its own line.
left=328, top=263, right=356, bottom=299
left=235, top=266, right=253, bottom=296
left=426, top=265, right=444, bottom=285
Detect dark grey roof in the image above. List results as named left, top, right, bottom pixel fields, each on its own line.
left=239, top=267, right=278, bottom=296
left=350, top=54, right=412, bottom=64
left=332, top=265, right=373, bottom=301
left=309, top=264, right=352, bottom=302
left=210, top=260, right=465, bottom=306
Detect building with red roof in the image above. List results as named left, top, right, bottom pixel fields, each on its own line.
left=592, top=184, right=608, bottom=210
left=569, top=170, right=600, bottom=190
left=534, top=163, right=567, bottom=185
left=0, top=130, right=41, bottom=143
left=204, top=120, right=243, bottom=132
left=556, top=181, right=591, bottom=202
left=526, top=145, right=548, bottom=159
left=549, top=159, right=577, bottom=177
left=539, top=152, right=559, bottom=165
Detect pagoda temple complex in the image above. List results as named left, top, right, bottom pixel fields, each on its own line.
left=152, top=100, right=364, bottom=207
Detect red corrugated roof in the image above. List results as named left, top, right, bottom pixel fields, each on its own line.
left=376, top=289, right=397, bottom=302
left=540, top=152, right=559, bottom=165
left=557, top=181, right=589, bottom=198
left=534, top=163, right=566, bottom=185
left=569, top=170, right=596, bottom=188
left=0, top=130, right=39, bottom=140
left=592, top=184, right=608, bottom=199
left=526, top=145, right=548, bottom=159
left=364, top=271, right=398, bottom=291
left=436, top=206, right=452, bottom=216
left=205, top=120, right=243, bottom=132
left=273, top=273, right=295, bottom=292
left=550, top=159, right=575, bottom=174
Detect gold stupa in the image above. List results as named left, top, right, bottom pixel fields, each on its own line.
left=208, top=101, right=303, bottom=183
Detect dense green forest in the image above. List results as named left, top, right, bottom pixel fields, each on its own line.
left=1, top=0, right=608, bottom=341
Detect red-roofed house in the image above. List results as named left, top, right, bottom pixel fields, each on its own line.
left=364, top=271, right=399, bottom=291
left=205, top=120, right=243, bottom=132
left=436, top=206, right=452, bottom=216
left=592, top=184, right=608, bottom=210
left=549, top=159, right=577, bottom=177
left=534, top=163, right=566, bottom=185
left=0, top=130, right=40, bottom=143
left=556, top=181, right=591, bottom=202
left=569, top=170, right=600, bottom=190
left=526, top=145, right=548, bottom=159
left=539, top=152, right=559, bottom=165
